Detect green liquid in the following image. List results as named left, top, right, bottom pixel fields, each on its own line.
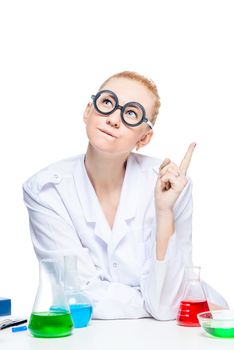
left=28, top=312, right=73, bottom=338
left=203, top=324, right=234, bottom=338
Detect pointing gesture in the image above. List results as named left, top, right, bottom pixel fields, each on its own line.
left=155, top=143, right=196, bottom=211
left=179, top=143, right=196, bottom=175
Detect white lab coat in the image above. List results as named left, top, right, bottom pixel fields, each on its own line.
left=23, top=152, right=228, bottom=320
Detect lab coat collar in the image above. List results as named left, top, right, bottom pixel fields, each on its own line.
left=73, top=153, right=141, bottom=244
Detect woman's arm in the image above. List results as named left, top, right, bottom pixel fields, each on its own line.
left=140, top=180, right=194, bottom=320
left=156, top=209, right=174, bottom=260
left=140, top=144, right=228, bottom=320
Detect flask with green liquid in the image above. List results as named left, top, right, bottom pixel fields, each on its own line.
left=28, top=258, right=73, bottom=338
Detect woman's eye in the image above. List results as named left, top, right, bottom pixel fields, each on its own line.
left=126, top=110, right=137, bottom=118
left=103, top=99, right=113, bottom=106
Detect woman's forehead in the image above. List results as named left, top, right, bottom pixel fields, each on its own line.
left=101, top=77, right=154, bottom=107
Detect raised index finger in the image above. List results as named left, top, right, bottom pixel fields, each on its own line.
left=179, top=143, right=196, bottom=174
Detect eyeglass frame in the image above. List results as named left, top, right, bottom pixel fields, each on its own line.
left=91, top=90, right=154, bottom=129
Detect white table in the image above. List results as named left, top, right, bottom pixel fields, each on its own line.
left=1, top=318, right=234, bottom=350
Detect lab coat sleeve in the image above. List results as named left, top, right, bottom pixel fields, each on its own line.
left=140, top=179, right=228, bottom=320
left=23, top=183, right=150, bottom=319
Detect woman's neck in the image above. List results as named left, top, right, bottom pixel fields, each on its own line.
left=84, top=144, right=129, bottom=191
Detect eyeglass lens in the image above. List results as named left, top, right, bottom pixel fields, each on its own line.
left=95, top=91, right=144, bottom=126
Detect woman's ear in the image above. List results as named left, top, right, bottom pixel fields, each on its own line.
left=136, top=130, right=153, bottom=150
left=83, top=102, right=92, bottom=124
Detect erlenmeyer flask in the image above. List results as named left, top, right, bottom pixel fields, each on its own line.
left=177, top=266, right=209, bottom=327
left=28, top=258, right=73, bottom=338
left=64, top=255, right=93, bottom=328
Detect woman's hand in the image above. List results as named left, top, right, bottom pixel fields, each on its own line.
left=155, top=143, right=196, bottom=213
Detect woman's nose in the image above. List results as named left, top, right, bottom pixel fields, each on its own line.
left=105, top=110, right=121, bottom=128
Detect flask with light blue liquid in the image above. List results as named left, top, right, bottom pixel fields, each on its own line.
left=64, top=255, right=93, bottom=328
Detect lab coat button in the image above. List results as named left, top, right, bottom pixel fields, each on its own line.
left=112, top=262, right=118, bottom=268
left=52, top=173, right=62, bottom=183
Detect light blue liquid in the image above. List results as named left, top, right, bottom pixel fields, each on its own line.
left=69, top=304, right=93, bottom=328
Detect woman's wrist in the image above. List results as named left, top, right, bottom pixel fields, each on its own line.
left=156, top=208, right=174, bottom=219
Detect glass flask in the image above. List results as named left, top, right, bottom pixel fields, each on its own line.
left=28, top=258, right=73, bottom=338
left=64, top=255, right=93, bottom=328
left=177, top=266, right=210, bottom=327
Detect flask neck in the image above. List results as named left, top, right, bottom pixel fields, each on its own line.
left=185, top=266, right=201, bottom=282
left=64, top=256, right=80, bottom=291
left=39, top=259, right=61, bottom=286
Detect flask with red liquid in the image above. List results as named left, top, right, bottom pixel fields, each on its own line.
left=177, top=266, right=209, bottom=327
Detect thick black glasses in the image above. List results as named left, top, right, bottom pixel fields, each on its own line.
left=91, top=90, right=153, bottom=129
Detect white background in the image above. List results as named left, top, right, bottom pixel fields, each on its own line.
left=0, top=0, right=233, bottom=316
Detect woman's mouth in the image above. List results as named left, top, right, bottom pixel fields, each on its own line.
left=98, top=128, right=118, bottom=138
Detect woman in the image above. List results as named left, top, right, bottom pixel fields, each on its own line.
left=23, top=71, right=228, bottom=320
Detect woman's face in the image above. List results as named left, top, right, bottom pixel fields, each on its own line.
left=83, top=77, right=155, bottom=156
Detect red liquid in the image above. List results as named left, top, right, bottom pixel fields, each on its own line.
left=177, top=300, right=209, bottom=327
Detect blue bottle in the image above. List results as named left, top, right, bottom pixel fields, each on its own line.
left=64, top=256, right=93, bottom=328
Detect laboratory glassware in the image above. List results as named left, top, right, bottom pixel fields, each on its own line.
left=28, top=258, right=73, bottom=338
left=64, top=255, right=93, bottom=328
left=198, top=310, right=234, bottom=338
left=177, top=266, right=209, bottom=327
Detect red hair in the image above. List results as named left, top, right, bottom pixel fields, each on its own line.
left=99, top=71, right=161, bottom=124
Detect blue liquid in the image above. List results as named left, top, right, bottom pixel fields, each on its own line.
left=69, top=304, right=93, bottom=328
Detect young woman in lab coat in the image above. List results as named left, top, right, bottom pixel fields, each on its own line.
left=23, top=71, right=228, bottom=320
